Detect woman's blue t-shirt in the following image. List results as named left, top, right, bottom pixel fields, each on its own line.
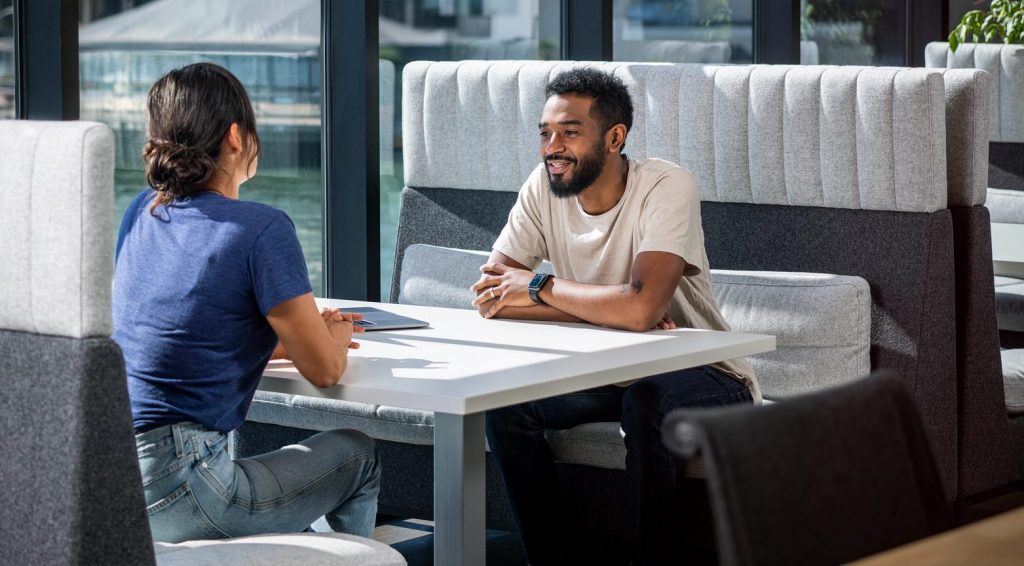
left=113, top=189, right=312, bottom=433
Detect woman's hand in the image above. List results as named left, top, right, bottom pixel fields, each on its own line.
left=321, top=308, right=365, bottom=349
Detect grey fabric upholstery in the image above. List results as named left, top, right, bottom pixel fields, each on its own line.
left=154, top=533, right=405, bottom=566
left=403, top=61, right=948, bottom=213
left=0, top=120, right=155, bottom=566
left=390, top=186, right=518, bottom=302
left=1003, top=349, right=1024, bottom=415
left=933, top=68, right=991, bottom=207
left=0, top=332, right=156, bottom=566
left=995, top=276, right=1024, bottom=333
left=988, top=143, right=1024, bottom=191
left=926, top=42, right=1024, bottom=143
left=0, top=120, right=115, bottom=338
left=701, top=201, right=960, bottom=496
left=951, top=206, right=1024, bottom=497
left=662, top=372, right=950, bottom=566
left=247, top=392, right=435, bottom=445
left=987, top=187, right=1024, bottom=224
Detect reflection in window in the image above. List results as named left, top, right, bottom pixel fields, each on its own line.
left=0, top=0, right=13, bottom=119
left=613, top=0, right=752, bottom=64
left=379, top=0, right=558, bottom=300
left=79, top=0, right=324, bottom=292
left=800, top=0, right=906, bottom=65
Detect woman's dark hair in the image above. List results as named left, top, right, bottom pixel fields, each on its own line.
left=545, top=67, right=634, bottom=149
left=143, top=62, right=261, bottom=211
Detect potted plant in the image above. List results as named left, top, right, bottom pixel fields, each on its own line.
left=949, top=0, right=1024, bottom=52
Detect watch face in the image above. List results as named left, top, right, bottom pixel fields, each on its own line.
left=529, top=273, right=546, bottom=290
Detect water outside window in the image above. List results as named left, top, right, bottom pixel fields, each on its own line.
left=79, top=0, right=325, bottom=293
left=612, top=0, right=753, bottom=64
left=0, top=0, right=13, bottom=119
left=800, top=0, right=907, bottom=65
left=378, top=0, right=559, bottom=300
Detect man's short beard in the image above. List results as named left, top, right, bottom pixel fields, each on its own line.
left=547, top=139, right=608, bottom=199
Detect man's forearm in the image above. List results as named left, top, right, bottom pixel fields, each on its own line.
left=537, top=278, right=663, bottom=331
left=483, top=302, right=583, bottom=323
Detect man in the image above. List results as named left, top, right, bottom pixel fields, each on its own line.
left=469, top=67, right=760, bottom=565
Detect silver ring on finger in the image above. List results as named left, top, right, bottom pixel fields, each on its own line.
left=488, top=287, right=496, bottom=300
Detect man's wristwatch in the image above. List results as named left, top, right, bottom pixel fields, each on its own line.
left=528, top=273, right=552, bottom=305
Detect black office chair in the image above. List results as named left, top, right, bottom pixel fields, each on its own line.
left=662, top=372, right=951, bottom=566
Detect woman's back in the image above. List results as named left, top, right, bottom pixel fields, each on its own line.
left=113, top=189, right=310, bottom=433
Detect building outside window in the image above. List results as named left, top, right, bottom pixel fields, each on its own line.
left=800, top=0, right=907, bottom=65
left=612, top=0, right=753, bottom=64
left=79, top=0, right=325, bottom=292
left=378, top=0, right=559, bottom=299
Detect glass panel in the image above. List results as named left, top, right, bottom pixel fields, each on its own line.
left=79, top=0, right=324, bottom=293
left=379, top=0, right=559, bottom=300
left=0, top=0, right=13, bottom=119
left=948, top=0, right=974, bottom=37
left=800, top=0, right=906, bottom=65
left=613, top=0, right=753, bottom=64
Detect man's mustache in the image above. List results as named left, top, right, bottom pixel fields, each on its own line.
left=546, top=155, right=578, bottom=164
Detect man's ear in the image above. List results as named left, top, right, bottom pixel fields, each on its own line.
left=607, top=124, right=627, bottom=153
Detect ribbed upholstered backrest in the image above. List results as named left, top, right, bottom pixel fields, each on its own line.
left=403, top=61, right=949, bottom=211
left=0, top=121, right=156, bottom=565
left=0, top=121, right=117, bottom=337
left=395, top=61, right=960, bottom=498
left=926, top=42, right=1024, bottom=143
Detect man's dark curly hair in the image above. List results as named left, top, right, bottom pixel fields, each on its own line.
left=545, top=67, right=634, bottom=148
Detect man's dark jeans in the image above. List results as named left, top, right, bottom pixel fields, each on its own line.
left=485, top=365, right=753, bottom=565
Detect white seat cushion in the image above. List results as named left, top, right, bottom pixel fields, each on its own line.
left=154, top=533, right=406, bottom=566
left=1003, top=349, right=1024, bottom=415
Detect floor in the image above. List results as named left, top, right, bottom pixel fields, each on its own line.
left=372, top=517, right=528, bottom=566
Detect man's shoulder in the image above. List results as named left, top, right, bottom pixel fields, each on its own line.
left=632, top=158, right=697, bottom=195
left=634, top=157, right=692, bottom=179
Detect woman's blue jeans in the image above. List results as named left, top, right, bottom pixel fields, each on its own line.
left=135, top=422, right=380, bottom=543
left=486, top=365, right=753, bottom=565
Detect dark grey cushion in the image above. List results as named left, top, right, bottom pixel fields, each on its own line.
left=0, top=330, right=155, bottom=566
left=702, top=201, right=959, bottom=498
left=662, top=372, right=950, bottom=565
left=995, top=276, right=1024, bottom=332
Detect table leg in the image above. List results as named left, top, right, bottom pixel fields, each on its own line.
left=434, top=412, right=486, bottom=566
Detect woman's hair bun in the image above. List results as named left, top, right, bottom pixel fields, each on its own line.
left=144, top=139, right=217, bottom=198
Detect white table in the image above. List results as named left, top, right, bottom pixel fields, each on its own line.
left=259, top=300, right=775, bottom=565
left=992, top=222, right=1024, bottom=278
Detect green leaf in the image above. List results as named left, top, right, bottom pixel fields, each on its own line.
left=950, top=28, right=961, bottom=52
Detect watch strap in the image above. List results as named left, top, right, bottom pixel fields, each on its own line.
left=528, top=273, right=552, bottom=305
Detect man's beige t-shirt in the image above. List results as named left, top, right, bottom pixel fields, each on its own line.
left=493, top=157, right=761, bottom=402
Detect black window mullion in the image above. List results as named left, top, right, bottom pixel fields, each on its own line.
left=561, top=0, right=611, bottom=61
left=753, top=0, right=799, bottom=64
left=321, top=0, right=379, bottom=300
left=16, top=0, right=78, bottom=120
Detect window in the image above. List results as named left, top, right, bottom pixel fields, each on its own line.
left=613, top=0, right=753, bottom=64
left=378, top=0, right=559, bottom=299
left=79, top=0, right=325, bottom=292
left=0, top=0, right=13, bottom=119
left=800, top=0, right=907, bottom=65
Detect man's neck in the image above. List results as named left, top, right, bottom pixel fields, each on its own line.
left=577, top=155, right=629, bottom=215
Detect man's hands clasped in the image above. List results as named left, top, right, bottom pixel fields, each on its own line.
left=470, top=262, right=537, bottom=318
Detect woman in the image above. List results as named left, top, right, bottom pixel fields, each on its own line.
left=113, top=62, right=379, bottom=543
